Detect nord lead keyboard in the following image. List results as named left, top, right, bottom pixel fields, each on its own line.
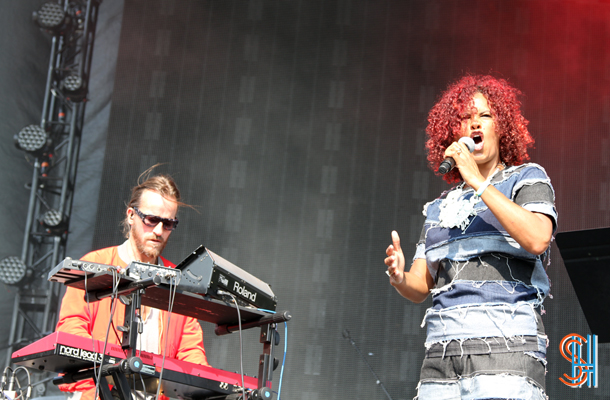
left=12, top=331, right=258, bottom=399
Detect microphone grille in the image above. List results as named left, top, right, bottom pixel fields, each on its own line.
left=458, top=136, right=475, bottom=153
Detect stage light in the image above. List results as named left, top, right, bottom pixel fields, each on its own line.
left=33, top=2, right=70, bottom=34
left=14, top=125, right=52, bottom=156
left=0, top=256, right=28, bottom=286
left=41, top=209, right=68, bottom=234
left=62, top=74, right=82, bottom=92
left=61, top=73, right=87, bottom=102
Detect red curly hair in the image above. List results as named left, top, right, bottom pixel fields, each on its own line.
left=426, top=75, right=534, bottom=184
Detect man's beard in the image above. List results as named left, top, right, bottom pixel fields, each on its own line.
left=132, top=227, right=167, bottom=261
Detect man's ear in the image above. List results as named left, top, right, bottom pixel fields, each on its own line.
left=127, top=208, right=135, bottom=226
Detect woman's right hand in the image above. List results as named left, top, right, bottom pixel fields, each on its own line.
left=385, top=230, right=405, bottom=285
left=385, top=231, right=434, bottom=303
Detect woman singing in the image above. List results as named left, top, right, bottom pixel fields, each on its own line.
left=385, top=75, right=557, bottom=399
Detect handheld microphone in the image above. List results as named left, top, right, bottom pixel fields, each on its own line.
left=437, top=136, right=475, bottom=174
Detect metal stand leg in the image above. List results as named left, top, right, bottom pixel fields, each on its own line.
left=257, top=323, right=279, bottom=391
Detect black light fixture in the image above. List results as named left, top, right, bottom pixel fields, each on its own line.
left=14, top=125, right=52, bottom=156
left=33, top=2, right=71, bottom=34
left=0, top=256, right=29, bottom=286
left=41, top=209, right=68, bottom=235
left=61, top=73, right=87, bottom=102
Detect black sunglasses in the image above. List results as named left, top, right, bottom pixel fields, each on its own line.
left=132, top=206, right=179, bottom=231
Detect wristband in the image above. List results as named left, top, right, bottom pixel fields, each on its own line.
left=475, top=179, right=491, bottom=198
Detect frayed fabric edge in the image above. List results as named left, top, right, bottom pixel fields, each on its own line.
left=416, top=372, right=549, bottom=400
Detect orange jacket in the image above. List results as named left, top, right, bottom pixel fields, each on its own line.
left=55, top=246, right=208, bottom=399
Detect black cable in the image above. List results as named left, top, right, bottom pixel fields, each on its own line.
left=155, top=273, right=180, bottom=400
left=94, top=269, right=121, bottom=400
left=134, top=321, right=147, bottom=400
left=217, top=290, right=246, bottom=400
left=83, top=268, right=100, bottom=398
left=133, top=285, right=147, bottom=400
left=131, top=371, right=147, bottom=400
left=137, top=370, right=147, bottom=398
left=342, top=329, right=393, bottom=400
left=84, top=268, right=98, bottom=369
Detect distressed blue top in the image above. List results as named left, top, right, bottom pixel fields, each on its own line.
left=413, top=163, right=557, bottom=353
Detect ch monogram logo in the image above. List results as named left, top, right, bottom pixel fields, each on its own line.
left=559, top=333, right=598, bottom=388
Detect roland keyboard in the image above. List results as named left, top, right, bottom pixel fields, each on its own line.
left=48, top=245, right=277, bottom=311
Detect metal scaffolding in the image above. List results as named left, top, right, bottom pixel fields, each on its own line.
left=3, top=1, right=101, bottom=390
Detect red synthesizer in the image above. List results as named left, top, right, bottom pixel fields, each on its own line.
left=12, top=331, right=258, bottom=398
